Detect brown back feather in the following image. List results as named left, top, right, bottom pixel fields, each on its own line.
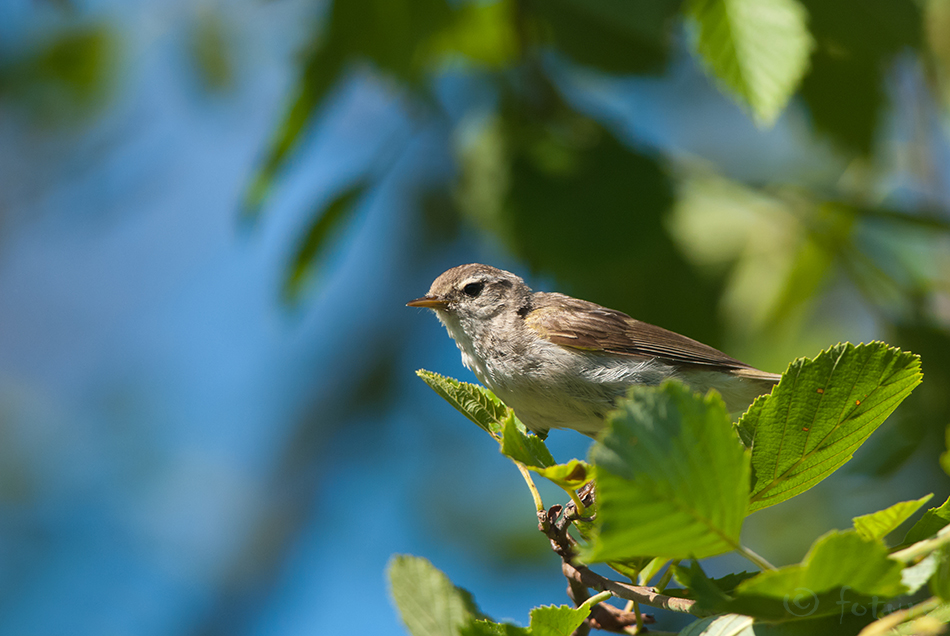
left=525, top=292, right=775, bottom=376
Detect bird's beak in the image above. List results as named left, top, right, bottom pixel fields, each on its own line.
left=406, top=295, right=449, bottom=309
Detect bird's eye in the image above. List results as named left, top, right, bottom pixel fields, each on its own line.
left=462, top=282, right=484, bottom=297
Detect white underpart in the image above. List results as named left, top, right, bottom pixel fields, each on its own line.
left=436, top=308, right=678, bottom=435
left=434, top=307, right=769, bottom=435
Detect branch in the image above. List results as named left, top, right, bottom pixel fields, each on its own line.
left=565, top=566, right=655, bottom=634
left=541, top=486, right=709, bottom=624
left=561, top=562, right=708, bottom=617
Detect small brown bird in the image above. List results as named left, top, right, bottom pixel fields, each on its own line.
left=408, top=264, right=780, bottom=436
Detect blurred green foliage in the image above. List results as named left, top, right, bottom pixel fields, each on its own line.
left=247, top=0, right=950, bottom=489
left=0, top=24, right=115, bottom=124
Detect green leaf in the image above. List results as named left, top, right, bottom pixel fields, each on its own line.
left=500, top=415, right=555, bottom=468
left=425, top=0, right=518, bottom=68
left=536, top=0, right=682, bottom=75
left=901, top=495, right=950, bottom=546
left=459, top=601, right=599, bottom=636
left=498, top=116, right=696, bottom=336
left=243, top=0, right=454, bottom=214
left=388, top=554, right=481, bottom=636
left=498, top=415, right=591, bottom=492
left=678, top=614, right=754, bottom=636
left=637, top=557, right=670, bottom=586
left=889, top=601, right=950, bottom=636
left=678, top=532, right=907, bottom=620
left=671, top=569, right=760, bottom=598
left=282, top=182, right=367, bottom=302
left=461, top=620, right=527, bottom=636
left=416, top=370, right=512, bottom=439
left=942, top=424, right=950, bottom=476
left=798, top=0, right=922, bottom=155
left=527, top=604, right=592, bottom=636
left=902, top=552, right=939, bottom=595
left=932, top=547, right=950, bottom=601
left=0, top=25, right=115, bottom=124
left=853, top=494, right=933, bottom=542
left=686, top=0, right=813, bottom=125
left=740, top=342, right=922, bottom=513
left=737, top=531, right=906, bottom=598
left=533, top=460, right=592, bottom=491
left=188, top=8, right=234, bottom=92
left=672, top=562, right=738, bottom=608
left=584, top=382, right=750, bottom=562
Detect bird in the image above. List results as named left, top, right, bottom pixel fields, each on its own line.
left=408, top=263, right=780, bottom=437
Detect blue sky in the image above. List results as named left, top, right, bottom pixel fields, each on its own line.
left=0, top=2, right=944, bottom=635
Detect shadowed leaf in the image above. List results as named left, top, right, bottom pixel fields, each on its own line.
left=243, top=0, right=454, bottom=215
left=536, top=0, right=682, bottom=74
left=282, top=182, right=367, bottom=302
left=676, top=532, right=907, bottom=620
left=500, top=415, right=555, bottom=468
left=901, top=495, right=950, bottom=547
left=797, top=0, right=922, bottom=154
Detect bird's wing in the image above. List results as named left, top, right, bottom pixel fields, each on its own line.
left=525, top=292, right=775, bottom=375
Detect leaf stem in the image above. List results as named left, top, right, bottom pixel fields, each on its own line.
left=735, top=544, right=777, bottom=571
left=579, top=590, right=612, bottom=611
left=566, top=487, right=586, bottom=517
left=515, top=462, right=544, bottom=512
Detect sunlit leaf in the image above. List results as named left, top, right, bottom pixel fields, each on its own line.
left=388, top=554, right=482, bottom=636
left=416, top=370, right=511, bottom=439
left=740, top=342, right=922, bottom=512
left=460, top=599, right=598, bottom=636
left=533, top=460, right=592, bottom=491
left=461, top=620, right=526, bottom=636
left=426, top=0, right=518, bottom=68
left=584, top=382, right=750, bottom=562
left=687, top=0, right=813, bottom=125
left=852, top=494, right=933, bottom=542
